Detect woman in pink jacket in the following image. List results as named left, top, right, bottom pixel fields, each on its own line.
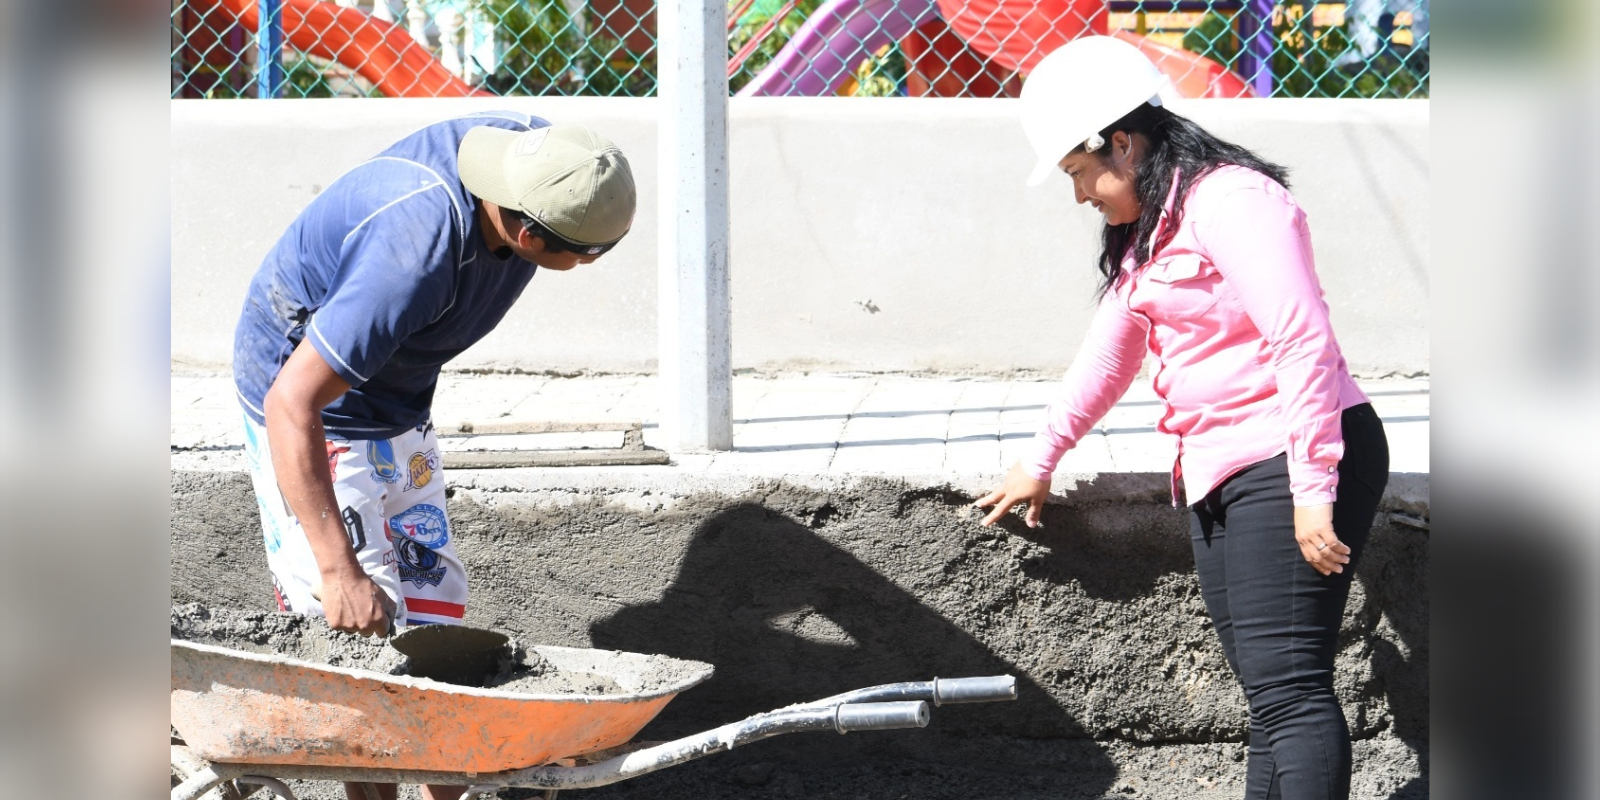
left=975, top=37, right=1389, bottom=800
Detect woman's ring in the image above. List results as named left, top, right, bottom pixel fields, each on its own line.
left=1316, top=543, right=1328, bottom=551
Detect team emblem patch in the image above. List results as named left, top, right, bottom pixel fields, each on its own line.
left=272, top=575, right=290, bottom=612
left=341, top=506, right=367, bottom=551
left=387, top=503, right=449, bottom=549
left=325, top=440, right=351, bottom=482
left=404, top=450, right=439, bottom=492
left=368, top=440, right=401, bottom=483
left=394, top=537, right=446, bottom=588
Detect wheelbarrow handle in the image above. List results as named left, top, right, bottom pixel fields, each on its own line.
left=836, top=701, right=930, bottom=732
left=932, top=676, right=1018, bottom=705
left=782, top=675, right=1018, bottom=710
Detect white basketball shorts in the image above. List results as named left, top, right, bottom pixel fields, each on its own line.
left=242, top=412, right=468, bottom=626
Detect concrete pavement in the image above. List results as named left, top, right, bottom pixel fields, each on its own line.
left=173, top=370, right=1428, bottom=490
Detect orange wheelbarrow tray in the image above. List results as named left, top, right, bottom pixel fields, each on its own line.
left=171, top=639, right=1017, bottom=800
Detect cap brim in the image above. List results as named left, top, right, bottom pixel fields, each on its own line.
left=457, top=127, right=521, bottom=208
left=1026, top=156, right=1059, bottom=187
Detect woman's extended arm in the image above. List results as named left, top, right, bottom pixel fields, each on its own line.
left=976, top=289, right=1148, bottom=526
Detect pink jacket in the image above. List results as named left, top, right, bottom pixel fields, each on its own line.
left=1021, top=165, right=1368, bottom=507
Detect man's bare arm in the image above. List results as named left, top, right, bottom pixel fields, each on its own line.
left=262, top=339, right=392, bottom=634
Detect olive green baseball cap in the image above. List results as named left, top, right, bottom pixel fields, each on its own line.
left=457, top=123, right=636, bottom=247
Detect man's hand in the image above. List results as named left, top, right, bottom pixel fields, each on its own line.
left=1294, top=503, right=1349, bottom=576
left=973, top=462, right=1052, bottom=528
left=317, top=569, right=396, bottom=636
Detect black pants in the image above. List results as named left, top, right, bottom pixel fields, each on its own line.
left=1189, top=404, right=1389, bottom=800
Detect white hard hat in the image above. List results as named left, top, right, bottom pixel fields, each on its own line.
left=1019, top=36, right=1169, bottom=187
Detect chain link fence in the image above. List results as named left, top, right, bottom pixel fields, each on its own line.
left=171, top=0, right=1427, bottom=99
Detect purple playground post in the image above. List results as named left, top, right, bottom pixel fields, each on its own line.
left=1235, top=0, right=1276, bottom=98
left=737, top=0, right=940, bottom=97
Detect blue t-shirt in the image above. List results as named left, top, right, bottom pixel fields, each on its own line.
left=233, top=111, right=549, bottom=439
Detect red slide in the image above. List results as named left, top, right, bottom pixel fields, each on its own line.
left=208, top=0, right=488, bottom=97
left=1111, top=29, right=1253, bottom=98
left=929, top=0, right=1252, bottom=97
left=936, top=0, right=1108, bottom=75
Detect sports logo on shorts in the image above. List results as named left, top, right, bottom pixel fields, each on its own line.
left=394, top=537, right=446, bottom=587
left=368, top=440, right=401, bottom=484
left=325, top=440, right=351, bottom=482
left=341, top=506, right=366, bottom=551
left=404, top=450, right=439, bottom=492
left=387, top=503, right=449, bottom=549
left=272, top=575, right=291, bottom=612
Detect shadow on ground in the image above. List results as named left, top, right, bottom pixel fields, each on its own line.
left=579, top=500, right=1121, bottom=798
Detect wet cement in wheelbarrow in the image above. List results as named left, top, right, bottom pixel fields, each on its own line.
left=171, top=603, right=695, bottom=695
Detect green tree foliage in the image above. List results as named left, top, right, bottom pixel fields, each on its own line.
left=282, top=55, right=335, bottom=97
left=282, top=54, right=386, bottom=98
left=1181, top=11, right=1240, bottom=67
left=727, top=0, right=825, bottom=94
left=845, top=43, right=906, bottom=97
left=477, top=0, right=656, bottom=96
left=479, top=0, right=584, bottom=94
left=1181, top=8, right=1427, bottom=98
left=571, top=34, right=657, bottom=97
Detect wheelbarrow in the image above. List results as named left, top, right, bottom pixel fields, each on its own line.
left=171, top=639, right=1017, bottom=800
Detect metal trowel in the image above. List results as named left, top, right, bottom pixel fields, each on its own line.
left=308, top=582, right=512, bottom=685
left=388, top=623, right=512, bottom=686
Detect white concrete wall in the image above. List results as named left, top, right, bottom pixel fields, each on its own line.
left=172, top=97, right=1428, bottom=375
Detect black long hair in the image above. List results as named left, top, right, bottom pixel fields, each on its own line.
left=1086, top=104, right=1289, bottom=295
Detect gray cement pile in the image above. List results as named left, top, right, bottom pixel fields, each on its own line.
left=172, top=602, right=404, bottom=673
left=171, top=603, right=627, bottom=695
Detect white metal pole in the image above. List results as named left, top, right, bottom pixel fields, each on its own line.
left=657, top=0, right=733, bottom=451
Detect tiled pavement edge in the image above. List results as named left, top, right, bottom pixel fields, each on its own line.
left=174, top=371, right=1428, bottom=502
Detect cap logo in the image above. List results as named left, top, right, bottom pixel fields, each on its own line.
left=515, top=128, right=551, bottom=157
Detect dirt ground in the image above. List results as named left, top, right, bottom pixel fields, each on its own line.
left=171, top=471, right=1427, bottom=799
